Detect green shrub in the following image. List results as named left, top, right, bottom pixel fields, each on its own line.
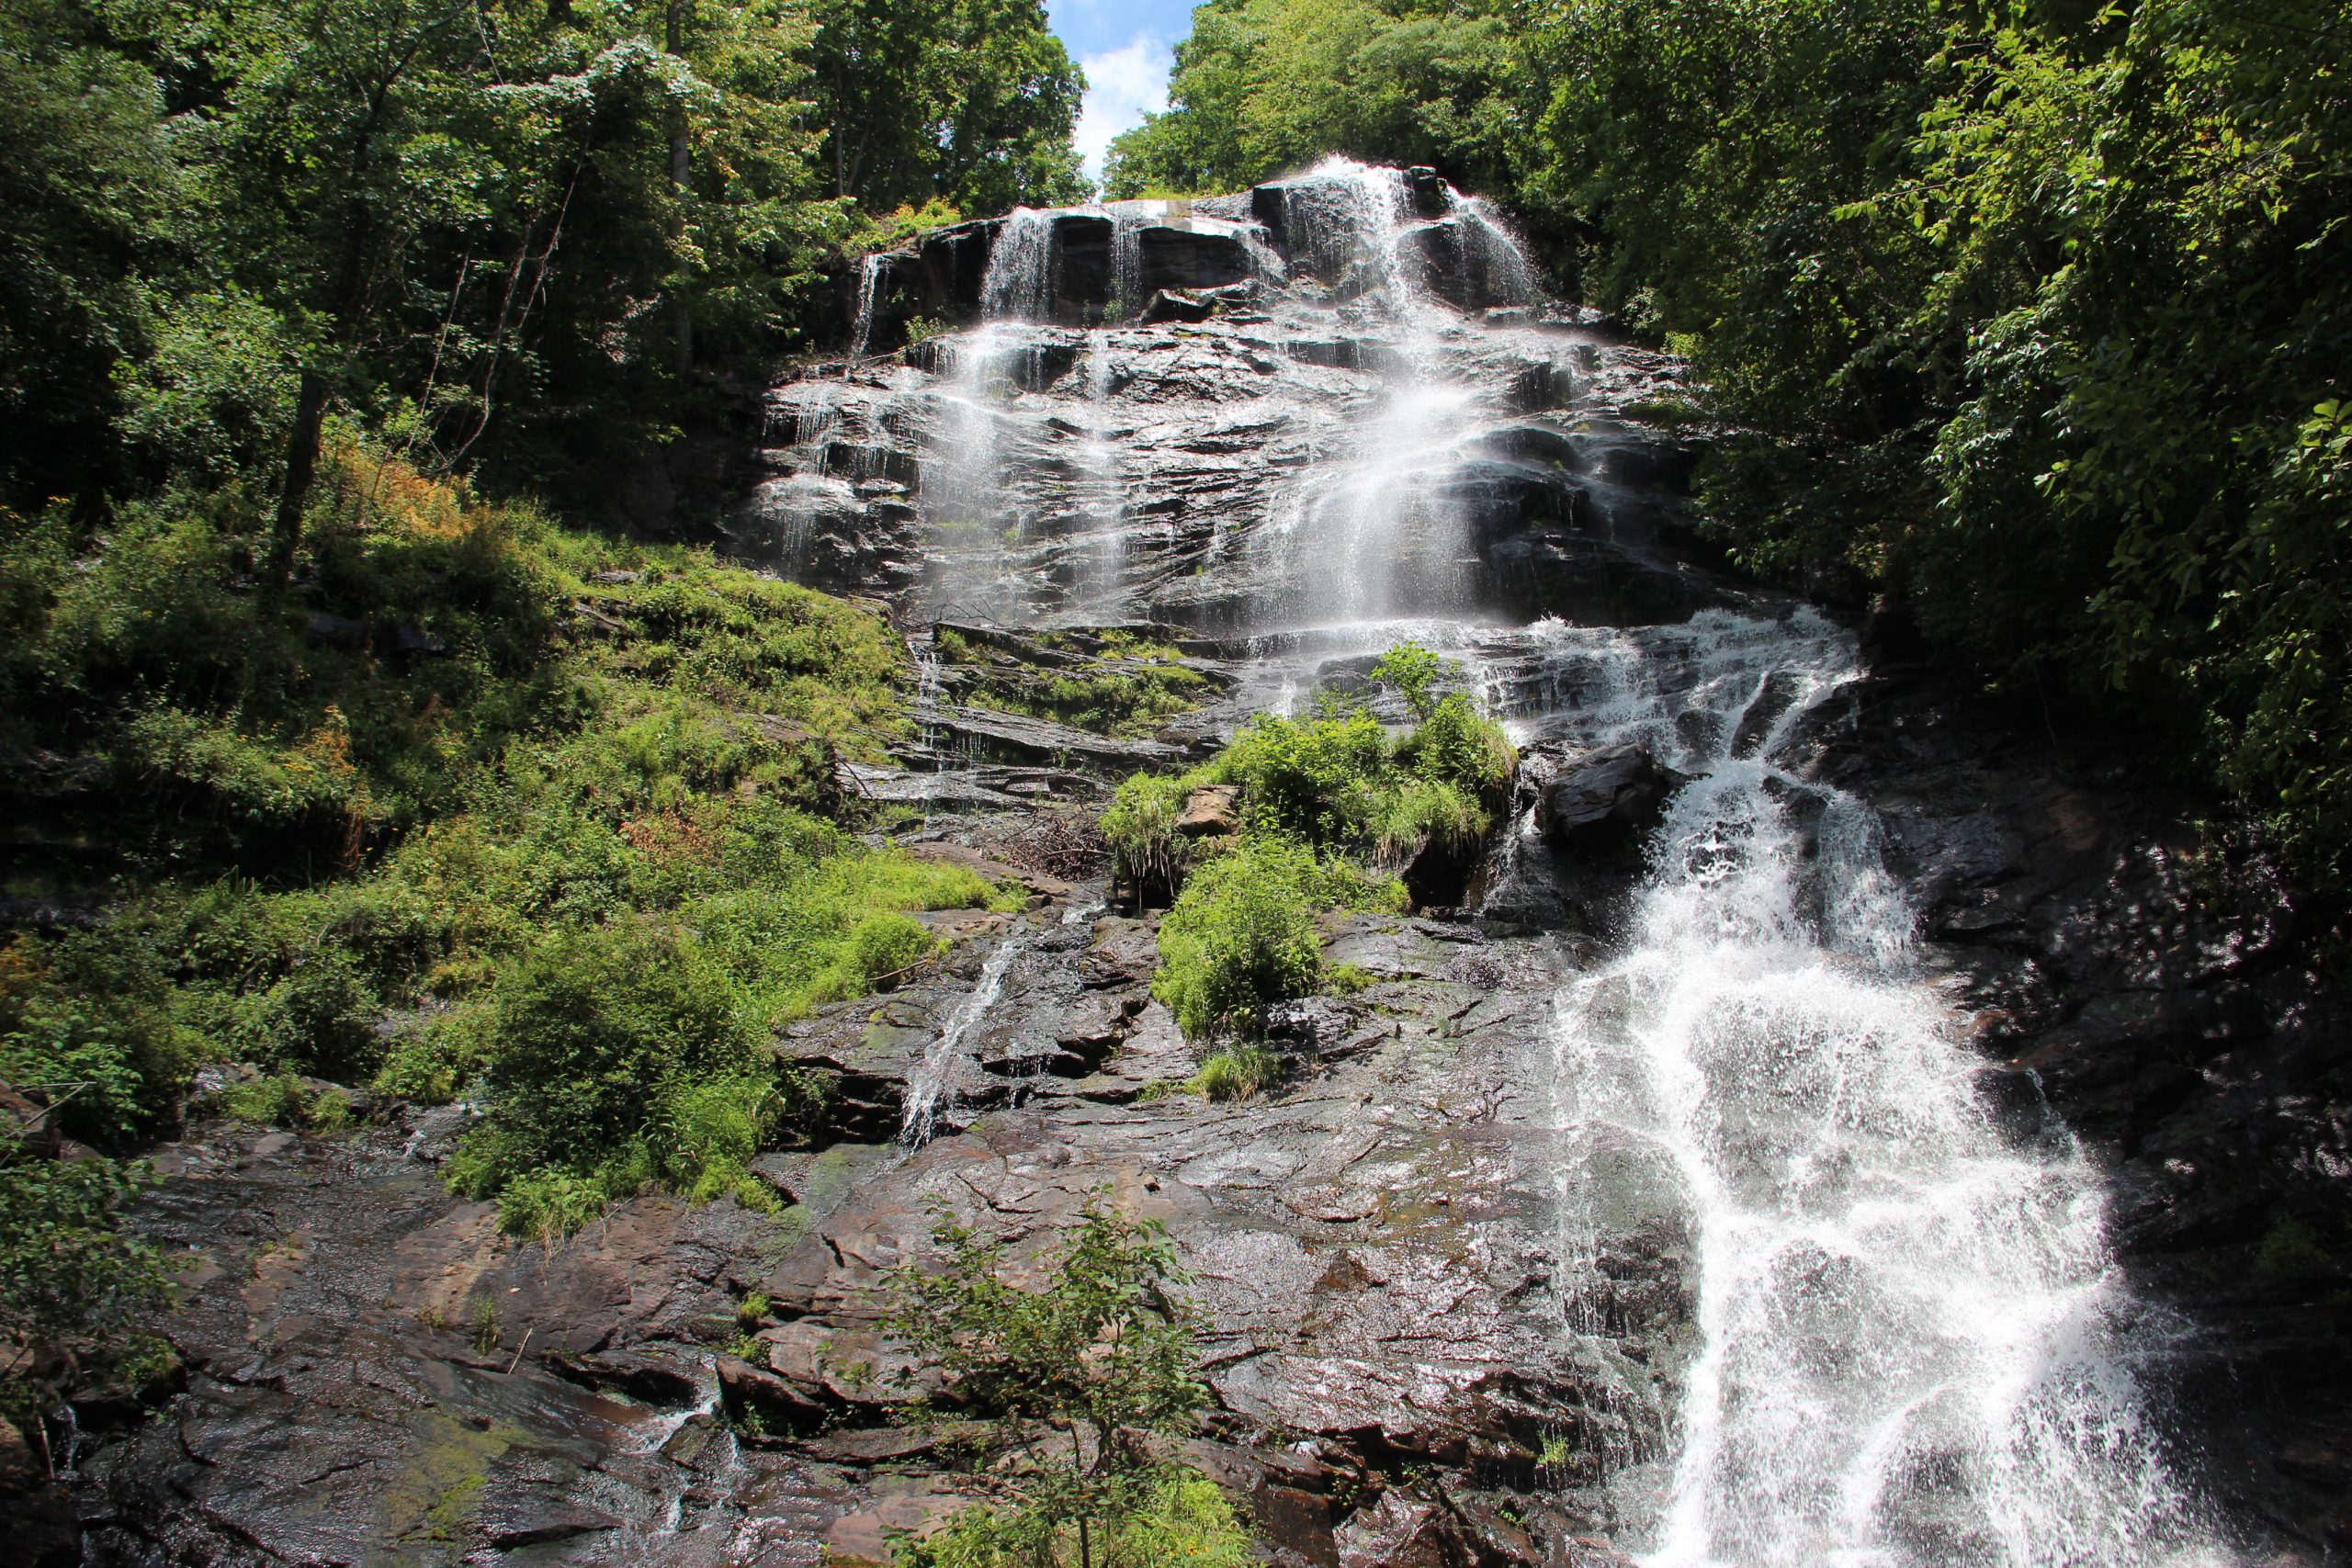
left=883, top=1195, right=1238, bottom=1567
left=1100, top=770, right=1197, bottom=901
left=1218, top=704, right=1391, bottom=848
left=217, top=1073, right=353, bottom=1131
left=452, top=922, right=763, bottom=1200
left=899, top=1468, right=1252, bottom=1567
left=1400, top=693, right=1516, bottom=797
left=497, top=1167, right=612, bottom=1247
left=0, top=925, right=195, bottom=1139
left=0, top=1156, right=174, bottom=1422
left=1153, top=840, right=1327, bottom=1041
left=371, top=999, right=493, bottom=1103
left=1189, top=1045, right=1281, bottom=1102
left=1373, top=640, right=1449, bottom=722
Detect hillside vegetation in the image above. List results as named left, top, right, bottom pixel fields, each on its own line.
left=1113, top=0, right=2352, bottom=897
left=0, top=0, right=1090, bottom=1426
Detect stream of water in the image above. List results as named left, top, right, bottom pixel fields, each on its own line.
left=1517, top=613, right=2229, bottom=1566
left=757, top=159, right=2235, bottom=1566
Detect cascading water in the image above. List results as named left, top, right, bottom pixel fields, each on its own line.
left=734, top=161, right=2244, bottom=1565
left=1525, top=611, right=2230, bottom=1567
left=845, top=251, right=886, bottom=368
left=982, top=208, right=1057, bottom=321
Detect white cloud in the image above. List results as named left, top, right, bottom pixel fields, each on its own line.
left=1075, top=34, right=1173, bottom=184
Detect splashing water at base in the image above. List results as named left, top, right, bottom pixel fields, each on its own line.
left=1534, top=610, right=2232, bottom=1568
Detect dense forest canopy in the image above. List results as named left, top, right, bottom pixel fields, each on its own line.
left=1114, top=0, right=2352, bottom=897
left=0, top=0, right=1082, bottom=516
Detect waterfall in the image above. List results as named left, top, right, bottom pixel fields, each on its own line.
left=1532, top=611, right=2228, bottom=1568
left=1280, top=157, right=1418, bottom=301
left=743, top=163, right=2239, bottom=1565
left=982, top=208, right=1057, bottom=321
left=845, top=252, right=886, bottom=369
left=901, top=933, right=1024, bottom=1144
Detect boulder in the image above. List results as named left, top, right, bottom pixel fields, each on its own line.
left=1534, top=744, right=1688, bottom=861
left=1136, top=224, right=1257, bottom=294
left=1177, top=784, right=1241, bottom=837
left=1141, top=288, right=1216, bottom=325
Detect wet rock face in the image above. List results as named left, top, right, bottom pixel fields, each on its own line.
left=74, top=907, right=1675, bottom=1568
left=1785, top=670, right=2352, bottom=1555
left=1532, top=744, right=1688, bottom=862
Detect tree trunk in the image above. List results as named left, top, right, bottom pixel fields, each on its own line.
left=668, top=2, right=693, bottom=377
left=268, top=368, right=331, bottom=588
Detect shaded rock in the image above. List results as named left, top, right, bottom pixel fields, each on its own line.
left=1142, top=288, right=1216, bottom=325
left=1534, top=744, right=1688, bottom=861
left=542, top=1348, right=704, bottom=1407
left=717, top=1354, right=831, bottom=1438
left=0, top=1416, right=76, bottom=1568
left=1405, top=166, right=1451, bottom=218
left=1136, top=225, right=1257, bottom=295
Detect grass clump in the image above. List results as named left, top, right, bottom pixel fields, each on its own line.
left=1188, top=1045, right=1282, bottom=1102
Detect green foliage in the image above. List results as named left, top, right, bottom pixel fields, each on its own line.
left=1100, top=771, right=1197, bottom=902
left=0, top=0, right=1089, bottom=519
left=1399, top=693, right=1517, bottom=799
left=217, top=1073, right=354, bottom=1132
left=1373, top=640, right=1448, bottom=723
left=0, top=455, right=999, bottom=1238
left=808, top=0, right=1088, bottom=215
left=883, top=1194, right=1245, bottom=1566
left=1102, top=0, right=1519, bottom=200
left=1153, top=839, right=1330, bottom=1042
left=1189, top=1045, right=1282, bottom=1102
left=1105, top=665, right=1505, bottom=1041
left=0, top=1155, right=175, bottom=1419
left=469, top=1293, right=503, bottom=1355
left=897, top=1467, right=1253, bottom=1567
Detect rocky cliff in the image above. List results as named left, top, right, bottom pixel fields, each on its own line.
left=49, top=163, right=2350, bottom=1568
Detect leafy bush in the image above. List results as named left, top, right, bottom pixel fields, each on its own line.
left=217, top=1073, right=353, bottom=1131
left=1100, top=771, right=1195, bottom=903
left=1399, top=693, right=1516, bottom=798
left=0, top=1156, right=175, bottom=1422
left=1153, top=840, right=1329, bottom=1042
left=899, top=1468, right=1253, bottom=1567
left=450, top=922, right=760, bottom=1199
left=1372, top=641, right=1449, bottom=722
left=883, top=1194, right=1245, bottom=1567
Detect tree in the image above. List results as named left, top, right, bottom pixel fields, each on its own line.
left=807, top=0, right=1085, bottom=214
left=882, top=1193, right=1245, bottom=1568
left=0, top=0, right=193, bottom=511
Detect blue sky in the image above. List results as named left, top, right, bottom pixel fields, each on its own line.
left=1046, top=1, right=1199, bottom=182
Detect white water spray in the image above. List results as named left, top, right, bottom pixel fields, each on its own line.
left=1532, top=611, right=2229, bottom=1568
